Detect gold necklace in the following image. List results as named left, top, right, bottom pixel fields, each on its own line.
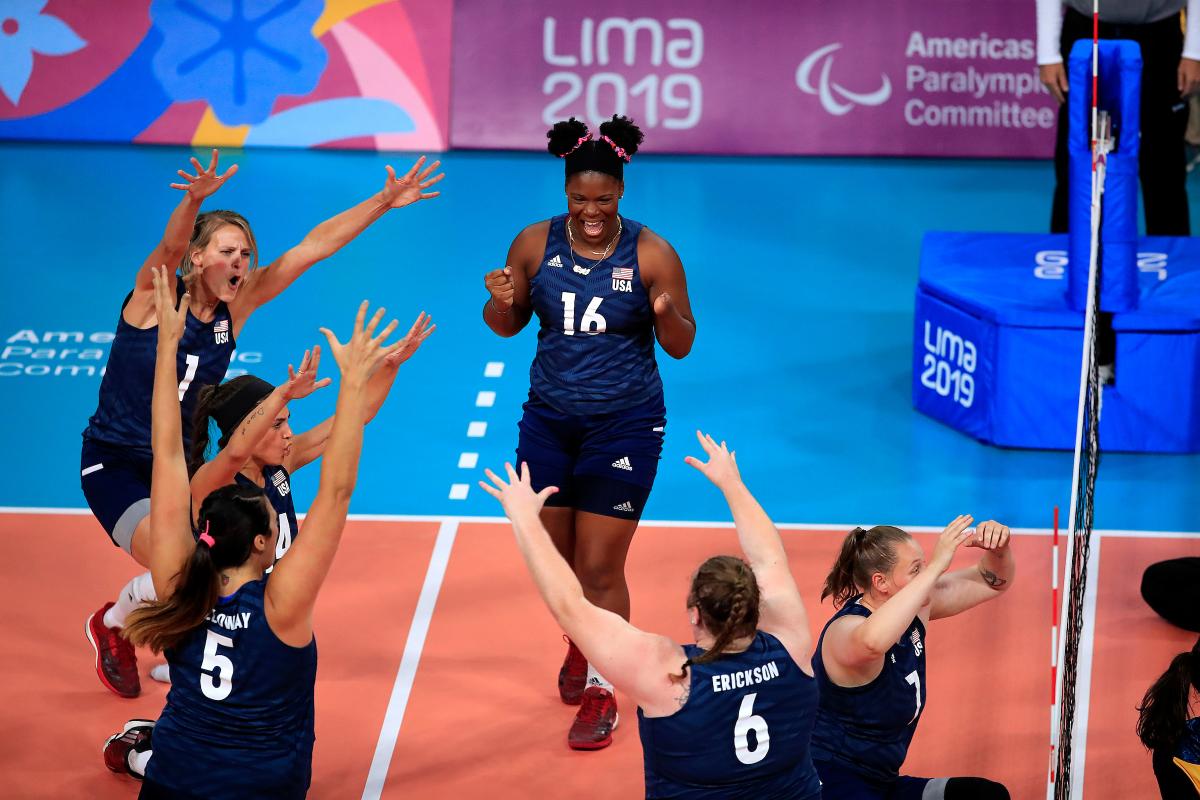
left=566, top=217, right=622, bottom=272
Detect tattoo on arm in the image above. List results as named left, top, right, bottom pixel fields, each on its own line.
left=238, top=406, right=267, bottom=439
left=674, top=678, right=691, bottom=708
left=979, top=567, right=1007, bottom=589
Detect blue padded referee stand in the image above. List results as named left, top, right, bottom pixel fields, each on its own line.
left=912, top=40, right=1200, bottom=452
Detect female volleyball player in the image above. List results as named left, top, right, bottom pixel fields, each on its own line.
left=103, top=268, right=399, bottom=795
left=83, top=149, right=442, bottom=698
left=1137, top=635, right=1200, bottom=798
left=481, top=115, right=696, bottom=749
left=480, top=432, right=821, bottom=798
left=811, top=519, right=1016, bottom=799
left=187, top=313, right=433, bottom=564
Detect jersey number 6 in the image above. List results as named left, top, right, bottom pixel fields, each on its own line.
left=733, top=692, right=770, bottom=765
left=561, top=292, right=606, bottom=336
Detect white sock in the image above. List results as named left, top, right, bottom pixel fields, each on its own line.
left=103, top=572, right=157, bottom=629
left=586, top=663, right=613, bottom=691
left=128, top=747, right=152, bottom=777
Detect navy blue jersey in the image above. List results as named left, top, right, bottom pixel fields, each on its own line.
left=237, top=466, right=298, bottom=564
left=528, top=214, right=663, bottom=416
left=147, top=579, right=317, bottom=799
left=811, top=596, right=927, bottom=784
left=84, top=280, right=235, bottom=453
left=638, top=632, right=822, bottom=800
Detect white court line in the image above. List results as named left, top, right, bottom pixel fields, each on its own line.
left=361, top=519, right=458, bottom=800
left=2, top=506, right=1197, bottom=539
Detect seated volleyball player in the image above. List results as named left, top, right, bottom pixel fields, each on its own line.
left=811, top=518, right=1016, bottom=799
left=83, top=149, right=442, bottom=698
left=186, top=313, right=433, bottom=563
left=480, top=431, right=821, bottom=799
left=102, top=268, right=401, bottom=796
left=1137, top=636, right=1200, bottom=798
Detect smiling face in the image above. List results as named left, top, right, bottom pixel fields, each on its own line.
left=565, top=172, right=623, bottom=248
left=190, top=224, right=251, bottom=304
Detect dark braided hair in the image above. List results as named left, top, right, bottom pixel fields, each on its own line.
left=676, top=556, right=761, bottom=680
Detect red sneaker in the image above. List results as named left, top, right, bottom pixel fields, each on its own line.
left=86, top=602, right=140, bottom=698
left=568, top=685, right=619, bottom=750
left=103, top=719, right=154, bottom=777
left=558, top=636, right=587, bottom=705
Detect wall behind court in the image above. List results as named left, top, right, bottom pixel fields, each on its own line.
left=0, top=0, right=1055, bottom=157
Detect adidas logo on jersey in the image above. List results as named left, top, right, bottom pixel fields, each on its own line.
left=546, top=254, right=564, bottom=268
left=271, top=470, right=291, bottom=497
left=910, top=629, right=923, bottom=657
left=611, top=456, right=633, bottom=471
left=613, top=501, right=635, bottom=513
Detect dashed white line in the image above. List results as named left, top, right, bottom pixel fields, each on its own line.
left=458, top=452, right=479, bottom=469
left=475, top=391, right=496, bottom=408
left=448, top=484, right=469, bottom=500
left=466, top=421, right=487, bottom=438
left=484, top=361, right=504, bottom=378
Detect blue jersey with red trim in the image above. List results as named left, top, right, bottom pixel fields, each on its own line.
left=528, top=214, right=662, bottom=416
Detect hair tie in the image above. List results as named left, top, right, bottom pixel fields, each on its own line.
left=600, top=135, right=631, bottom=162
left=558, top=131, right=592, bottom=158
left=198, top=520, right=215, bottom=548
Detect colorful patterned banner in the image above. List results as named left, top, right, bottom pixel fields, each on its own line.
left=0, top=0, right=451, bottom=150
left=449, top=0, right=1058, bottom=157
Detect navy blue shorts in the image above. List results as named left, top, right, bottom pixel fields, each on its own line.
left=81, top=437, right=152, bottom=553
left=516, top=390, right=665, bottom=521
left=814, top=761, right=935, bottom=800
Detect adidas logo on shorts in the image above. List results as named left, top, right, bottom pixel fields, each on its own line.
left=546, top=254, right=564, bottom=268
left=613, top=501, right=635, bottom=513
left=611, top=456, right=633, bottom=471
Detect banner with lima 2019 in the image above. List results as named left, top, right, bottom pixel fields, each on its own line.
left=0, top=0, right=1054, bottom=157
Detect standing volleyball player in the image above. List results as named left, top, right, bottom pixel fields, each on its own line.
left=480, top=431, right=821, bottom=798
left=186, top=314, right=433, bottom=565
left=482, top=115, right=696, bottom=749
left=811, top=518, right=1016, bottom=799
left=103, top=269, right=399, bottom=795
left=82, top=150, right=442, bottom=698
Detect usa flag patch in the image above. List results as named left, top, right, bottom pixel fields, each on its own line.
left=611, top=267, right=633, bottom=281
left=213, top=319, right=229, bottom=333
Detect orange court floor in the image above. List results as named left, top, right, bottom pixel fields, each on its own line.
left=1, top=512, right=1193, bottom=799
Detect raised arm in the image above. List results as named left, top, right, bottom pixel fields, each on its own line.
left=190, top=347, right=330, bottom=513
left=684, top=431, right=811, bottom=670
left=134, top=151, right=237, bottom=295
left=234, top=157, right=443, bottom=323
left=480, top=463, right=687, bottom=716
left=639, top=231, right=695, bottom=359
left=482, top=224, right=542, bottom=337
left=285, top=312, right=433, bottom=472
left=147, top=266, right=202, bottom=600
left=265, top=301, right=400, bottom=645
left=929, top=520, right=1015, bottom=620
left=824, top=516, right=974, bottom=673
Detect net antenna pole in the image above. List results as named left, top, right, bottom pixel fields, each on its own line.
left=1047, top=0, right=1110, bottom=789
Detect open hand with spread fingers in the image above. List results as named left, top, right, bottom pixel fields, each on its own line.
left=151, top=265, right=189, bottom=345
left=170, top=148, right=237, bottom=201
left=930, top=514, right=975, bottom=573
left=479, top=462, right=559, bottom=521
left=683, top=430, right=743, bottom=492
left=379, top=156, right=445, bottom=209
left=380, top=312, right=435, bottom=371
left=964, top=520, right=1011, bottom=552
left=282, top=346, right=332, bottom=400
left=319, top=301, right=402, bottom=383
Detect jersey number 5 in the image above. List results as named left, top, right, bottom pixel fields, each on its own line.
left=201, top=630, right=235, bottom=701
left=733, top=692, right=770, bottom=765
left=561, top=292, right=606, bottom=335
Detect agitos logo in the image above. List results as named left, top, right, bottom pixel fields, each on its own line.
left=796, top=43, right=891, bottom=116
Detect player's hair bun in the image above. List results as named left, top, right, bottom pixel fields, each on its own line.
left=598, top=115, right=644, bottom=158
left=546, top=117, right=591, bottom=157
